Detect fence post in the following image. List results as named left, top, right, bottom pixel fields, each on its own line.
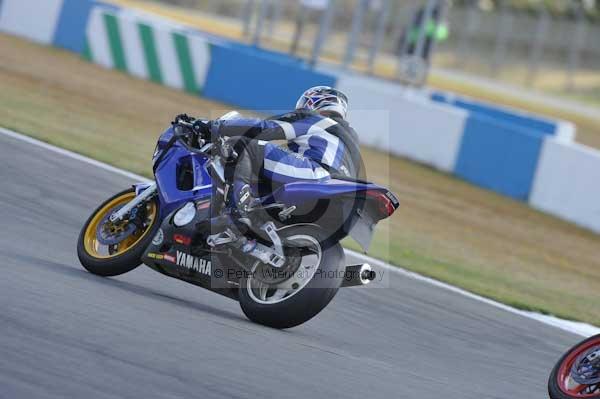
left=565, top=2, right=587, bottom=91
left=526, top=6, right=550, bottom=87
left=343, top=0, right=370, bottom=69
left=252, top=0, right=270, bottom=47
left=413, top=0, right=437, bottom=61
left=242, top=0, right=256, bottom=37
left=390, top=4, right=412, bottom=49
left=266, top=0, right=284, bottom=36
left=456, top=0, right=479, bottom=68
left=291, top=3, right=308, bottom=55
left=425, top=0, right=447, bottom=63
left=269, top=0, right=285, bottom=36
left=367, top=0, right=391, bottom=74
left=491, top=0, right=512, bottom=77
left=310, top=0, right=337, bottom=66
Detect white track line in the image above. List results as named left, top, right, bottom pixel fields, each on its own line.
left=0, top=127, right=150, bottom=182
left=347, top=250, right=600, bottom=337
left=2, top=126, right=598, bottom=338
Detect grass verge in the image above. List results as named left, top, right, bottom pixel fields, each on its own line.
left=2, top=33, right=599, bottom=325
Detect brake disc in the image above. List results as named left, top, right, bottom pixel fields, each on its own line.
left=571, top=347, right=600, bottom=385
left=96, top=204, right=139, bottom=246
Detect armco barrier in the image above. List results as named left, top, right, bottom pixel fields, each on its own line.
left=54, top=0, right=99, bottom=53
left=82, top=5, right=335, bottom=109
left=335, top=72, right=467, bottom=173
left=0, top=0, right=334, bottom=107
left=204, top=45, right=336, bottom=110
left=530, top=139, right=600, bottom=234
left=454, top=115, right=544, bottom=200
left=85, top=7, right=212, bottom=94
left=431, top=91, right=576, bottom=142
left=0, top=0, right=65, bottom=45
left=337, top=71, right=550, bottom=201
left=0, top=0, right=95, bottom=53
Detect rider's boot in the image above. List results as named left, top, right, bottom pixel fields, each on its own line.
left=233, top=181, right=257, bottom=216
left=229, top=151, right=258, bottom=217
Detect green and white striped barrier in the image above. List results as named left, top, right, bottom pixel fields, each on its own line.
left=84, top=8, right=211, bottom=94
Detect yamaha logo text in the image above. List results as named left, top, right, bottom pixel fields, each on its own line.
left=176, top=251, right=211, bottom=276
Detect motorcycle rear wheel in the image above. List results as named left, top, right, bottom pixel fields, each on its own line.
left=238, top=225, right=344, bottom=329
left=77, top=188, right=160, bottom=277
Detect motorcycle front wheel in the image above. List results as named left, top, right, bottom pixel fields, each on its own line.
left=77, top=188, right=160, bottom=277
left=238, top=225, right=345, bottom=329
left=548, top=334, right=600, bottom=398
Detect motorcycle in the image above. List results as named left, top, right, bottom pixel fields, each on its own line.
left=548, top=334, right=600, bottom=398
left=77, top=112, right=399, bottom=328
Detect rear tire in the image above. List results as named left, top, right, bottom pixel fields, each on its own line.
left=77, top=188, right=160, bottom=277
left=238, top=226, right=344, bottom=329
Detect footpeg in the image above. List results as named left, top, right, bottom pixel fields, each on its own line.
left=278, top=206, right=296, bottom=221
left=245, top=242, right=286, bottom=268
left=207, top=229, right=237, bottom=247
left=261, top=222, right=284, bottom=257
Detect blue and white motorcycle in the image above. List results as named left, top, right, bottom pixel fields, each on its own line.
left=77, top=113, right=398, bottom=328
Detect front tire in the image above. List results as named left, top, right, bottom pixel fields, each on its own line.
left=238, top=226, right=345, bottom=329
left=548, top=334, right=600, bottom=398
left=77, top=188, right=160, bottom=277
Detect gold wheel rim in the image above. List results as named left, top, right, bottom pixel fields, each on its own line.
left=83, top=192, right=157, bottom=259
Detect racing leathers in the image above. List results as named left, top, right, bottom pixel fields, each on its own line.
left=211, top=110, right=363, bottom=204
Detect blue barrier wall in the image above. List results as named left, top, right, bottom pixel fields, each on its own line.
left=431, top=92, right=558, bottom=136
left=204, top=44, right=336, bottom=110
left=454, top=115, right=544, bottom=200
left=52, top=0, right=96, bottom=53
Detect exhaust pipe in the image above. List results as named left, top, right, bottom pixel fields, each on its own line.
left=341, top=263, right=376, bottom=287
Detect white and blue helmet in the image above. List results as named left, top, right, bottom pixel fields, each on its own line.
left=296, top=86, right=349, bottom=120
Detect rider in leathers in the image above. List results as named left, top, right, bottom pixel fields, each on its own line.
left=209, top=86, right=363, bottom=212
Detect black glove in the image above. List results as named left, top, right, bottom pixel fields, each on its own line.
left=192, top=119, right=211, bottom=141
left=173, top=113, right=194, bottom=124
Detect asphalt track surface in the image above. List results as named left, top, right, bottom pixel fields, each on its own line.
left=0, top=132, right=583, bottom=399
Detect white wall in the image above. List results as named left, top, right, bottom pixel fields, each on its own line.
left=0, top=0, right=63, bottom=44
left=530, top=138, right=600, bottom=233
left=555, top=121, right=577, bottom=143
left=335, top=72, right=467, bottom=173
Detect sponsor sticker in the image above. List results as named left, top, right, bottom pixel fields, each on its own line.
left=147, top=253, right=164, bottom=260
left=174, top=234, right=192, bottom=246
left=163, top=254, right=176, bottom=263
left=385, top=191, right=399, bottom=207
left=152, top=229, right=164, bottom=246
left=176, top=251, right=211, bottom=276
left=196, top=201, right=210, bottom=210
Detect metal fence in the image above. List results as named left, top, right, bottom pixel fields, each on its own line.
left=156, top=0, right=600, bottom=90
left=443, top=2, right=600, bottom=89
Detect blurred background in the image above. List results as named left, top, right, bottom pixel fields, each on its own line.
left=151, top=0, right=600, bottom=102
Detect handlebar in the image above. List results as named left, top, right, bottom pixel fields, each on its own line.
left=172, top=113, right=237, bottom=158
left=172, top=115, right=213, bottom=156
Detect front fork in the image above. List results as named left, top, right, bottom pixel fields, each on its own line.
left=109, top=182, right=157, bottom=222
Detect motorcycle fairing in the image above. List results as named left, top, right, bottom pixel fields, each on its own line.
left=264, top=179, right=393, bottom=206
left=134, top=182, right=153, bottom=196
left=263, top=179, right=398, bottom=252
left=153, top=129, right=212, bottom=216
